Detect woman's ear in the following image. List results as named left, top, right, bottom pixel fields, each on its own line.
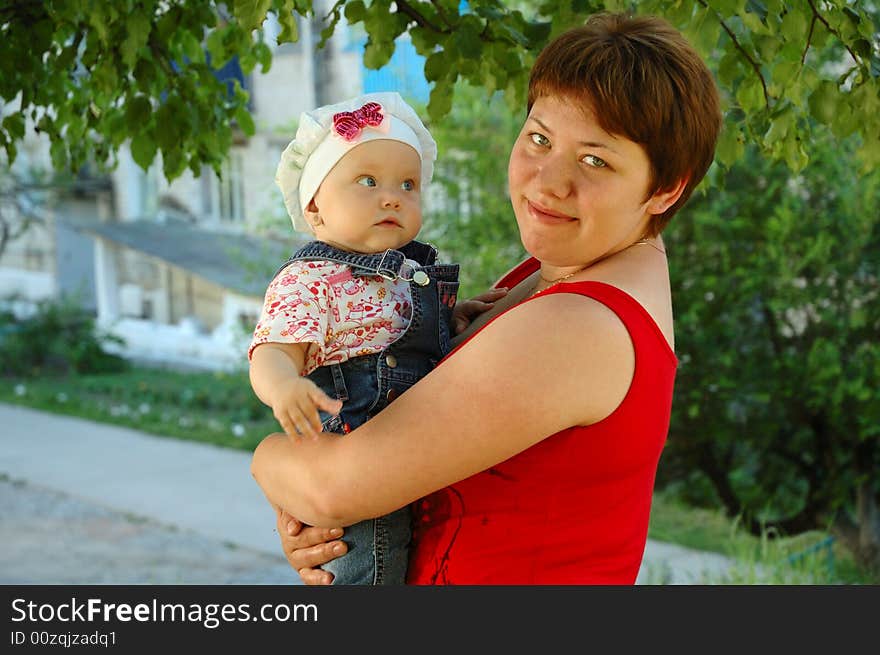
left=647, top=177, right=688, bottom=215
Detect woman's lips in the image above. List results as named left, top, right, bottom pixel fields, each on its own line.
left=527, top=199, right=574, bottom=224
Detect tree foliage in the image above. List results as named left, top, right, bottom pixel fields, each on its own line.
left=0, top=0, right=308, bottom=180
left=1, top=1, right=878, bottom=180
left=661, top=130, right=880, bottom=571
left=420, top=83, right=526, bottom=298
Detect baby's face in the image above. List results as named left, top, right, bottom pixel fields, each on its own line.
left=309, top=140, right=423, bottom=254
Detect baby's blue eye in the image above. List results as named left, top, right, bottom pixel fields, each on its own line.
left=357, top=176, right=377, bottom=187
left=401, top=179, right=415, bottom=191
left=582, top=154, right=607, bottom=168
left=529, top=133, right=550, bottom=147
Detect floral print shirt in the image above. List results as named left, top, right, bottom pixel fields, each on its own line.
left=248, top=259, right=412, bottom=375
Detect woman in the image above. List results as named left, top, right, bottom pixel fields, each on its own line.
left=251, top=11, right=722, bottom=584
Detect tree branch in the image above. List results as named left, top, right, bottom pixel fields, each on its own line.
left=395, top=0, right=452, bottom=34
left=801, top=14, right=816, bottom=67
left=697, top=0, right=771, bottom=109
left=806, top=0, right=862, bottom=69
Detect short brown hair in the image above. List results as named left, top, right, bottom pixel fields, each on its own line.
left=528, top=12, right=722, bottom=235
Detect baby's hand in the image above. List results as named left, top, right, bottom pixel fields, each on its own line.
left=451, top=287, right=508, bottom=334
left=271, top=377, right=343, bottom=439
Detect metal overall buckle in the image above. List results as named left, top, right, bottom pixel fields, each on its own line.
left=376, top=249, right=430, bottom=286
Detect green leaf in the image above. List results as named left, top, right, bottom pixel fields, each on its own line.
left=181, top=30, right=206, bottom=64
left=363, top=39, right=394, bottom=70
left=411, top=26, right=440, bottom=54
left=88, top=5, right=110, bottom=44
left=779, top=8, right=808, bottom=42
left=808, top=81, right=839, bottom=126
left=276, top=5, right=299, bottom=44
left=2, top=112, right=25, bottom=140
left=344, top=0, right=366, bottom=22
left=131, top=131, right=157, bottom=170
left=125, top=96, right=153, bottom=126
left=740, top=6, right=768, bottom=34
left=684, top=6, right=721, bottom=58
left=207, top=28, right=230, bottom=68
left=736, top=76, right=765, bottom=111
left=714, top=122, right=745, bottom=168
left=161, top=144, right=186, bottom=180
left=496, top=22, right=530, bottom=48
left=454, top=15, right=485, bottom=60
left=233, top=0, right=272, bottom=32
left=2, top=139, right=17, bottom=164
left=239, top=50, right=257, bottom=75
left=427, top=80, right=454, bottom=123
left=424, top=52, right=451, bottom=82
left=254, top=41, right=272, bottom=72
left=235, top=106, right=255, bottom=136
left=122, top=9, right=152, bottom=68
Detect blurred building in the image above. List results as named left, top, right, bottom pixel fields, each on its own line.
left=1, top=4, right=429, bottom=371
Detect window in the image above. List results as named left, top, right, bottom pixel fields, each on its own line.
left=203, top=150, right=245, bottom=223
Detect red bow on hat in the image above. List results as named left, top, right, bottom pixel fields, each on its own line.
left=332, top=102, right=385, bottom=141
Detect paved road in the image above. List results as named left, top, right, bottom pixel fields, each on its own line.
left=0, top=476, right=295, bottom=585
left=0, top=403, right=733, bottom=585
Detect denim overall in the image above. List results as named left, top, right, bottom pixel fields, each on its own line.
left=278, top=239, right=460, bottom=584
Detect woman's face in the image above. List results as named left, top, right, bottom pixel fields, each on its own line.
left=507, top=94, right=669, bottom=267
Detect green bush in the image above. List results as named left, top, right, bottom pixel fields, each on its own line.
left=660, top=128, right=880, bottom=572
left=0, top=296, right=128, bottom=377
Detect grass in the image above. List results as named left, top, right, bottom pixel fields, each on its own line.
left=3, top=364, right=877, bottom=584
left=0, top=366, right=278, bottom=452
left=648, top=491, right=877, bottom=584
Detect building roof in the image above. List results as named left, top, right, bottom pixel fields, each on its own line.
left=65, top=216, right=301, bottom=298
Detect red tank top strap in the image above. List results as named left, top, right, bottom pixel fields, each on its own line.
left=493, top=258, right=539, bottom=289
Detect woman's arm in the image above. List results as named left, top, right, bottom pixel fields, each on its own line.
left=251, top=292, right=636, bottom=527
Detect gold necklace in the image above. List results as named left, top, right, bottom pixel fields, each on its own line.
left=534, top=238, right=666, bottom=290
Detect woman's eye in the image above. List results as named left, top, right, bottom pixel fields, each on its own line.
left=582, top=154, right=607, bottom=168
left=357, top=176, right=377, bottom=187
left=529, top=132, right=550, bottom=147
left=401, top=179, right=415, bottom=191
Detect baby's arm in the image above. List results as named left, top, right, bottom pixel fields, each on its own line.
left=249, top=342, right=342, bottom=439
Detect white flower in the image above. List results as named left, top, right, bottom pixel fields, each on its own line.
left=231, top=423, right=246, bottom=438
left=138, top=403, right=151, bottom=414
left=56, top=392, right=68, bottom=403
left=14, top=384, right=26, bottom=396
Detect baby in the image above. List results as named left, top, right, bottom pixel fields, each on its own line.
left=248, top=92, right=460, bottom=584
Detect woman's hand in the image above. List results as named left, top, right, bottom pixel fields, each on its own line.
left=451, top=287, right=508, bottom=335
left=275, top=509, right=348, bottom=585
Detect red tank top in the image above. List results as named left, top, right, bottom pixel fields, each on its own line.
left=407, top=258, right=677, bottom=584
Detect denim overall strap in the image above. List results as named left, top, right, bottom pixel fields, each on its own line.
left=366, top=258, right=460, bottom=417
left=273, top=239, right=439, bottom=281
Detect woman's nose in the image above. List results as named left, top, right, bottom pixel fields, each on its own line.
left=536, top=159, right=573, bottom=198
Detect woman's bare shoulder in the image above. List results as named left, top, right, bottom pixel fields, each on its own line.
left=584, top=249, right=675, bottom=351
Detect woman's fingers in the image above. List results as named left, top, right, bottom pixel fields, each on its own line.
left=277, top=510, right=302, bottom=537
left=274, top=514, right=346, bottom=585
left=287, top=539, right=347, bottom=569
left=287, top=540, right=348, bottom=586
left=298, top=566, right=334, bottom=586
